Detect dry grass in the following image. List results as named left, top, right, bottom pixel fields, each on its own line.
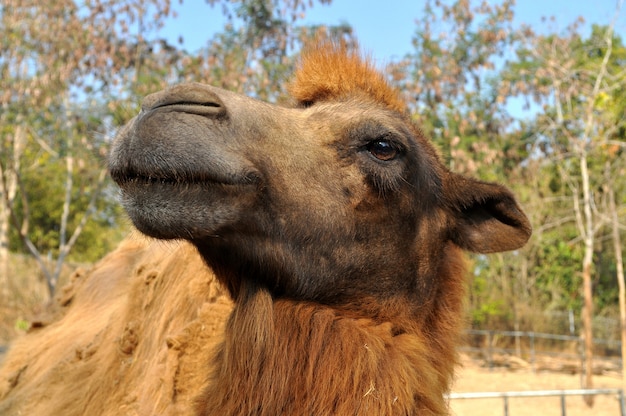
left=0, top=254, right=82, bottom=345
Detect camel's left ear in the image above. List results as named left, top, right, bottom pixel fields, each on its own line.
left=446, top=174, right=532, bottom=253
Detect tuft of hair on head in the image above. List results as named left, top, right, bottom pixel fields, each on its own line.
left=288, top=39, right=407, bottom=114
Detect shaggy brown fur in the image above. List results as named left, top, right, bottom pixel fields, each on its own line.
left=0, top=237, right=232, bottom=415
left=0, top=41, right=531, bottom=415
left=199, top=246, right=469, bottom=415
left=289, top=43, right=406, bottom=112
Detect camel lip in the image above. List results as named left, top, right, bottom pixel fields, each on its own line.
left=113, top=174, right=184, bottom=187
left=110, top=169, right=184, bottom=187
left=110, top=168, right=261, bottom=189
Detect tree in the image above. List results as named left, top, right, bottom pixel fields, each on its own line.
left=0, top=0, right=175, bottom=298
left=504, top=2, right=625, bottom=401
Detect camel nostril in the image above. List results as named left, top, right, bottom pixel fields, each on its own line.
left=141, top=83, right=226, bottom=116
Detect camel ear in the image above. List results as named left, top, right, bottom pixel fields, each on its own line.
left=446, top=175, right=531, bottom=253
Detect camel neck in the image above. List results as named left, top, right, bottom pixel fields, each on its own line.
left=197, top=286, right=450, bottom=416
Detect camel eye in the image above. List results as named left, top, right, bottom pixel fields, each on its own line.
left=366, top=139, right=399, bottom=161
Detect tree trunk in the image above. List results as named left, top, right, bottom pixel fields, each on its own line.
left=580, top=152, right=594, bottom=406
left=0, top=197, right=10, bottom=303
left=581, top=262, right=594, bottom=403
left=0, top=122, right=26, bottom=304
left=574, top=9, right=622, bottom=401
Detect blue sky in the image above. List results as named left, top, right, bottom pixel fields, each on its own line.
left=162, top=0, right=624, bottom=64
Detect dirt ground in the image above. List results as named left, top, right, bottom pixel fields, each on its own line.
left=450, top=355, right=624, bottom=416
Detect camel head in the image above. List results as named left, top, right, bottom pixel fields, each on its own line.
left=109, top=44, right=531, bottom=311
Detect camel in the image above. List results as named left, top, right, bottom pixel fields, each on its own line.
left=0, top=41, right=531, bottom=415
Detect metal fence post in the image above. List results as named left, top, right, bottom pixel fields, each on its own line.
left=560, top=393, right=566, bottom=416
left=530, top=332, right=536, bottom=373
left=487, top=330, right=494, bottom=371
left=503, top=395, right=509, bottom=416
left=620, top=389, right=625, bottom=416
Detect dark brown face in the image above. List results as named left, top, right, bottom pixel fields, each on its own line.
left=110, top=82, right=531, bottom=304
